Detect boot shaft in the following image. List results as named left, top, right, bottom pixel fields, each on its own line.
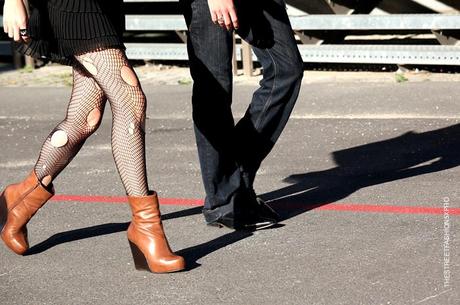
left=3, top=170, right=54, bottom=219
left=1, top=170, right=54, bottom=255
left=126, top=191, right=185, bottom=273
left=127, top=191, right=162, bottom=224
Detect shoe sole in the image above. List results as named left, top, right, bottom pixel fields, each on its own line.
left=206, top=217, right=235, bottom=229
left=243, top=221, right=278, bottom=231
left=207, top=219, right=278, bottom=231
left=206, top=221, right=235, bottom=230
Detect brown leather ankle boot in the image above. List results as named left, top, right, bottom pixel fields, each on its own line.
left=127, top=191, right=185, bottom=273
left=0, top=170, right=55, bottom=255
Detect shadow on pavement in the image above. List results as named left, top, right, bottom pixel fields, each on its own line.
left=177, top=230, right=253, bottom=271
left=26, top=124, right=460, bottom=266
left=25, top=222, right=130, bottom=256
left=25, top=207, right=203, bottom=256
left=262, top=123, right=460, bottom=221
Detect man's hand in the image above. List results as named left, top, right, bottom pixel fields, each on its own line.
left=3, top=0, right=30, bottom=43
left=207, top=0, right=239, bottom=31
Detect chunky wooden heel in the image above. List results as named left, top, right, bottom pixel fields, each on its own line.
left=128, top=240, right=150, bottom=272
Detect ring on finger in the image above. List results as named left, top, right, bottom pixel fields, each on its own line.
left=19, top=28, right=28, bottom=36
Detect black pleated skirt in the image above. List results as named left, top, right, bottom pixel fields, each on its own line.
left=14, top=0, right=126, bottom=65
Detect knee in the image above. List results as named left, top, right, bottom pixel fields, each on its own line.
left=191, top=61, right=233, bottom=93
left=78, top=102, right=105, bottom=135
left=293, top=62, right=304, bottom=81
left=49, top=129, right=70, bottom=148
left=132, top=89, right=147, bottom=120
left=125, top=90, right=147, bottom=135
left=85, top=107, right=104, bottom=133
left=280, top=58, right=304, bottom=84
left=119, top=65, right=147, bottom=115
left=59, top=107, right=104, bottom=142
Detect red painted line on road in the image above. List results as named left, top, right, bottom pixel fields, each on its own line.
left=52, top=194, right=203, bottom=206
left=50, top=194, right=460, bottom=216
left=316, top=203, right=460, bottom=215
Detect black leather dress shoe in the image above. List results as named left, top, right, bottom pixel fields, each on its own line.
left=239, top=197, right=279, bottom=230
left=241, top=213, right=278, bottom=230
left=206, top=214, right=236, bottom=229
left=206, top=212, right=276, bottom=231
left=254, top=197, right=281, bottom=222
left=204, top=192, right=279, bottom=230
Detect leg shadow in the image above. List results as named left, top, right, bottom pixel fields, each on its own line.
left=261, top=124, right=460, bottom=221
left=177, top=230, right=253, bottom=271
left=25, top=206, right=203, bottom=255
left=25, top=222, right=130, bottom=256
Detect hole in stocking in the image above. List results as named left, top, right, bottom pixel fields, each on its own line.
left=121, top=66, right=139, bottom=87
left=50, top=130, right=68, bottom=147
left=128, top=122, right=135, bottom=135
left=87, top=108, right=102, bottom=127
left=41, top=175, right=52, bottom=186
left=82, top=58, right=98, bottom=76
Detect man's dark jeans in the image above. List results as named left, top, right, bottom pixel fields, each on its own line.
left=179, top=0, right=304, bottom=220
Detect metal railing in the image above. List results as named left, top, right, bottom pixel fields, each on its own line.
left=1, top=0, right=460, bottom=73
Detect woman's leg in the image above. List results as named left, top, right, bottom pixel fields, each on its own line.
left=34, top=65, right=107, bottom=187
left=1, top=65, right=107, bottom=255
left=73, top=48, right=184, bottom=273
left=74, top=48, right=148, bottom=197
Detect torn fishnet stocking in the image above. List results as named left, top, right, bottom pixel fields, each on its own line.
left=34, top=66, right=106, bottom=186
left=74, top=48, right=149, bottom=196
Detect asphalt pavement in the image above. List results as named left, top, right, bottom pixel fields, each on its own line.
left=0, top=79, right=459, bottom=305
